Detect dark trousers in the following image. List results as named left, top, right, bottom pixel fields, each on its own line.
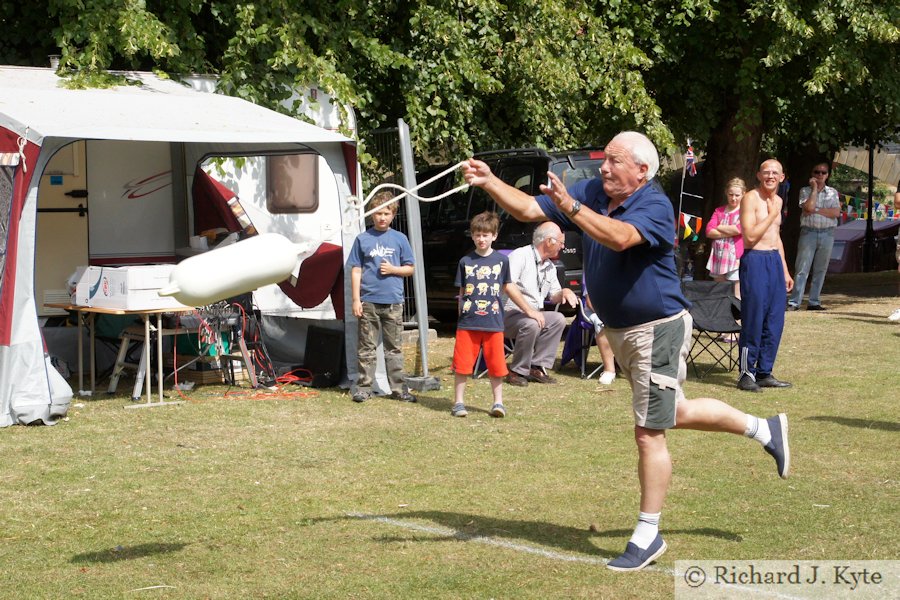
left=739, top=249, right=786, bottom=378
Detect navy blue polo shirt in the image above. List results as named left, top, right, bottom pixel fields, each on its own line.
left=536, top=178, right=689, bottom=328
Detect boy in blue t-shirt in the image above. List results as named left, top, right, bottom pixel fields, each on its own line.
left=451, top=212, right=532, bottom=418
left=348, top=192, right=415, bottom=403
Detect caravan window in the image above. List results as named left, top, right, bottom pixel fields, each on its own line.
left=266, top=154, right=318, bottom=214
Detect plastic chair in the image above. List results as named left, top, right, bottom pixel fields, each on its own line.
left=681, top=280, right=742, bottom=378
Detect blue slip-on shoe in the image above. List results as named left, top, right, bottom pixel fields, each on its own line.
left=607, top=534, right=667, bottom=572
left=450, top=403, right=468, bottom=417
left=489, top=403, right=506, bottom=418
left=764, top=413, right=790, bottom=479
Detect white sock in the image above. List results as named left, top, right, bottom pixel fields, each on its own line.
left=629, top=512, right=660, bottom=549
left=745, top=415, right=772, bottom=446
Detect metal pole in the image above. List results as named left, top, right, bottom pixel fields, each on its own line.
left=863, top=138, right=875, bottom=272
left=676, top=149, right=687, bottom=278
left=396, top=119, right=439, bottom=391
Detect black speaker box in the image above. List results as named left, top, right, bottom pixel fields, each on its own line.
left=303, top=326, right=344, bottom=388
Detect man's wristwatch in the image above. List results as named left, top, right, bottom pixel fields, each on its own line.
left=568, top=200, right=581, bottom=217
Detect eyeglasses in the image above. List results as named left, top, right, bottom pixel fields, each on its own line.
left=550, top=237, right=565, bottom=246
left=813, top=170, right=828, bottom=175
left=760, top=170, right=782, bottom=177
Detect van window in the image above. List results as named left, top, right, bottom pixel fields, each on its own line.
left=502, top=165, right=537, bottom=195
left=556, top=160, right=603, bottom=187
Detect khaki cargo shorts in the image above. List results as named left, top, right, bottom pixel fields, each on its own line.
left=605, top=311, right=691, bottom=430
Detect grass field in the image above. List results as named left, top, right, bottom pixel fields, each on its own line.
left=2, top=272, right=898, bottom=599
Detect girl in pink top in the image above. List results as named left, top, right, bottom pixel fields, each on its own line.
left=705, top=177, right=745, bottom=297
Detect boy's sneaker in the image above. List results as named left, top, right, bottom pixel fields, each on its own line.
left=351, top=391, right=370, bottom=403
left=450, top=403, right=468, bottom=417
left=607, top=534, right=667, bottom=572
left=391, top=390, right=417, bottom=403
left=888, top=308, right=900, bottom=322
left=763, top=413, right=790, bottom=478
left=489, top=403, right=506, bottom=418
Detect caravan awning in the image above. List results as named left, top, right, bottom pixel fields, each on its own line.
left=0, top=66, right=351, bottom=146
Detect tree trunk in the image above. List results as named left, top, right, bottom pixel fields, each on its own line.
left=778, top=144, right=835, bottom=270
left=693, top=98, right=764, bottom=279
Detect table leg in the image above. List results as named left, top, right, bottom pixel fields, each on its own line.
left=156, top=313, right=164, bottom=403
left=76, top=311, right=84, bottom=394
left=145, top=314, right=152, bottom=404
left=89, top=312, right=96, bottom=393
left=124, top=311, right=183, bottom=409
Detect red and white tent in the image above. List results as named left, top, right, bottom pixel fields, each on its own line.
left=0, top=66, right=362, bottom=426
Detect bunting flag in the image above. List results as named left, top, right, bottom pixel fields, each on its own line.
left=684, top=146, right=697, bottom=176
left=679, top=212, right=703, bottom=240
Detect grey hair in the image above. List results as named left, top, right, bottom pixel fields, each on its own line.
left=612, top=131, right=660, bottom=180
left=533, top=221, right=559, bottom=244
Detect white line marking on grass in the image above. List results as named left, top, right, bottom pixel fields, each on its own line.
left=347, top=512, right=665, bottom=571
left=347, top=513, right=808, bottom=598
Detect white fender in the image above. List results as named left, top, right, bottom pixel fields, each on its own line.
left=158, top=233, right=310, bottom=306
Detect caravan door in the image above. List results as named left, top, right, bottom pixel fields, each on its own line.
left=35, top=141, right=88, bottom=316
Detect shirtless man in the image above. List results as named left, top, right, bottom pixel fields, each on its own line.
left=737, top=159, right=795, bottom=392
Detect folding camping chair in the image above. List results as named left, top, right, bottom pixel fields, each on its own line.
left=681, top=280, right=742, bottom=378
left=559, top=297, right=607, bottom=379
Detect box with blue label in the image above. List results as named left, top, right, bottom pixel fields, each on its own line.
left=74, top=265, right=190, bottom=310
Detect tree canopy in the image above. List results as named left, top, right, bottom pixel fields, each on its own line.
left=2, top=0, right=897, bottom=196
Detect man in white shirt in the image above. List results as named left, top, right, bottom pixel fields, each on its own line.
left=787, top=162, right=841, bottom=311
left=503, top=222, right=578, bottom=386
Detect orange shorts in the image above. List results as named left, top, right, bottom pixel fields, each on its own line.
left=452, top=329, right=508, bottom=378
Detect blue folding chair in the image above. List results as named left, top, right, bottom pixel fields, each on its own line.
left=559, top=297, right=606, bottom=379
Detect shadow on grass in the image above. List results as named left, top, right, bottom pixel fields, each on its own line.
left=309, top=510, right=740, bottom=560
left=685, top=371, right=739, bottom=387
left=832, top=311, right=900, bottom=325
left=71, top=542, right=188, bottom=564
left=414, top=395, right=469, bottom=415
left=805, top=415, right=900, bottom=431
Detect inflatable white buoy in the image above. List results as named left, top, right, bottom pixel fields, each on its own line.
left=158, top=233, right=310, bottom=306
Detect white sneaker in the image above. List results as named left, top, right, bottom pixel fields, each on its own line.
left=598, top=371, right=616, bottom=385
left=889, top=308, right=900, bottom=322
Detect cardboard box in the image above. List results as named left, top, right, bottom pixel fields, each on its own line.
left=74, top=265, right=190, bottom=310
left=169, top=355, right=249, bottom=385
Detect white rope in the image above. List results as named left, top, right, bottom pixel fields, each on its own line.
left=359, top=160, right=470, bottom=219
left=343, top=160, right=470, bottom=232
left=17, top=128, right=29, bottom=173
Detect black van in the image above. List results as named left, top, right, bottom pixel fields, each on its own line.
left=416, top=148, right=605, bottom=321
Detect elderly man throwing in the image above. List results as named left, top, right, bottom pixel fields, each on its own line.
left=503, top=222, right=578, bottom=386
left=464, top=131, right=790, bottom=572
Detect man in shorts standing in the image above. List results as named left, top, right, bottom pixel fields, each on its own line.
left=464, top=131, right=790, bottom=572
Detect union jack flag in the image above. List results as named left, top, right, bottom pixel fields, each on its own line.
left=685, top=146, right=697, bottom=176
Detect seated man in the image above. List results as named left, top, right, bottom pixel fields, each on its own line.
left=503, top=221, right=578, bottom=386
